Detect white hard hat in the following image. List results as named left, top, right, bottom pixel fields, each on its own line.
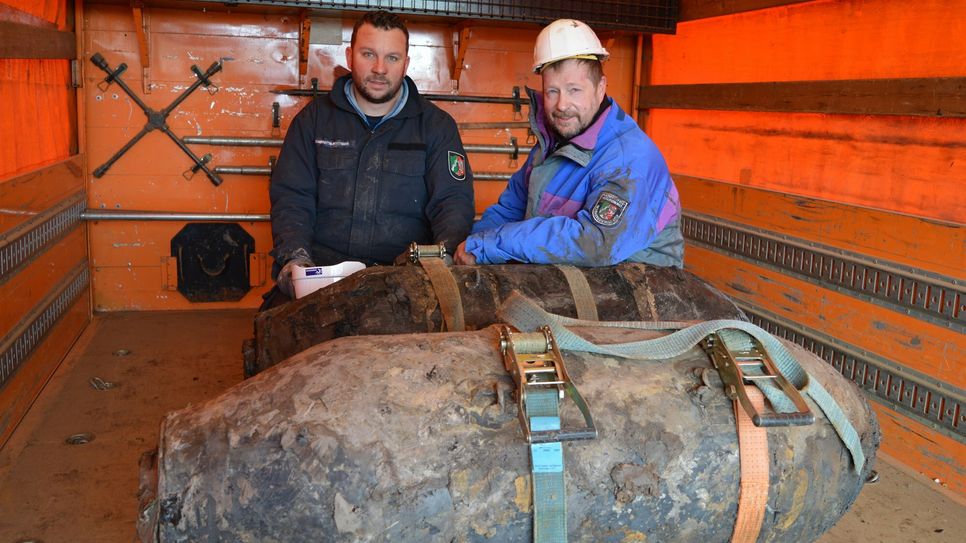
left=532, top=19, right=609, bottom=74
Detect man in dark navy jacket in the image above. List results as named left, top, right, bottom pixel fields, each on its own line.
left=265, top=10, right=474, bottom=307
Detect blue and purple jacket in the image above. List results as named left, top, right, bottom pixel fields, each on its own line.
left=464, top=90, right=684, bottom=267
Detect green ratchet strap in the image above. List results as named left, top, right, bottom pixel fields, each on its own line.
left=553, top=265, right=598, bottom=321
left=704, top=331, right=814, bottom=428
left=529, top=397, right=567, bottom=543
left=500, top=326, right=597, bottom=543
left=497, top=292, right=866, bottom=474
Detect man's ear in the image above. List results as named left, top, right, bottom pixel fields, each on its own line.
left=345, top=46, right=353, bottom=71
left=403, top=55, right=411, bottom=76
left=597, top=74, right=608, bottom=103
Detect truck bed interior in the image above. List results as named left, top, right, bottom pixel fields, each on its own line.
left=1, top=0, right=963, bottom=541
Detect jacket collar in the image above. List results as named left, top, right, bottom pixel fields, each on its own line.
left=331, top=74, right=423, bottom=122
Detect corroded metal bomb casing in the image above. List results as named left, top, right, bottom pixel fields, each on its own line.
left=148, top=326, right=879, bottom=542
left=245, top=263, right=745, bottom=376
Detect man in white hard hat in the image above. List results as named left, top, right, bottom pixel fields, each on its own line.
left=454, top=19, right=683, bottom=267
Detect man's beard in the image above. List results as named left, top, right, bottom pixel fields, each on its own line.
left=352, top=75, right=403, bottom=105
left=548, top=111, right=589, bottom=141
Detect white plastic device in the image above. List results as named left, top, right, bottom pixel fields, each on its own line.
left=291, top=261, right=366, bottom=299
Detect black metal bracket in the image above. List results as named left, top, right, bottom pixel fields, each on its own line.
left=191, top=64, right=220, bottom=93
left=508, top=136, right=520, bottom=168
left=92, top=54, right=126, bottom=92
left=182, top=153, right=213, bottom=180
left=89, top=52, right=225, bottom=186
left=271, top=102, right=281, bottom=136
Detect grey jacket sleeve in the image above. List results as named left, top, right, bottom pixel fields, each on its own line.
left=269, top=104, right=319, bottom=269
left=422, top=110, right=475, bottom=253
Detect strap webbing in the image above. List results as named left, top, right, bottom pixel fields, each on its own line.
left=420, top=258, right=465, bottom=331
left=731, top=387, right=769, bottom=543
left=497, top=292, right=865, bottom=474
left=554, top=265, right=598, bottom=321
left=528, top=393, right=567, bottom=543
left=614, top=263, right=658, bottom=320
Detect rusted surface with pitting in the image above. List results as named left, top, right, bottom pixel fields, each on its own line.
left=149, top=326, right=879, bottom=542
left=245, top=263, right=745, bottom=376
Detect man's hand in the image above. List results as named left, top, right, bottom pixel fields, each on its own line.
left=276, top=256, right=314, bottom=297
left=454, top=241, right=476, bottom=265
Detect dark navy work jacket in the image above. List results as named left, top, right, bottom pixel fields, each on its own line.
left=270, top=75, right=475, bottom=270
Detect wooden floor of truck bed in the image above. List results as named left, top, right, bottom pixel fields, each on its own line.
left=0, top=310, right=962, bottom=542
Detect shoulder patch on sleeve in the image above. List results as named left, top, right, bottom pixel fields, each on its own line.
left=447, top=151, right=467, bottom=181
left=591, top=191, right=629, bottom=227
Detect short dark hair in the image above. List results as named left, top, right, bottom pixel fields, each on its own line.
left=543, top=58, right=604, bottom=87
left=351, top=10, right=409, bottom=50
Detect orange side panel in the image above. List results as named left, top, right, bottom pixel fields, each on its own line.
left=0, top=59, right=73, bottom=179
left=650, top=0, right=965, bottom=495
left=652, top=109, right=966, bottom=221
left=2, top=0, right=67, bottom=29
left=685, top=243, right=966, bottom=495
left=0, top=293, right=89, bottom=450
left=89, top=221, right=271, bottom=311
left=88, top=220, right=271, bottom=269
left=649, top=0, right=966, bottom=220
left=684, top=245, right=964, bottom=389
left=676, top=176, right=965, bottom=279
left=0, top=156, right=84, bottom=234
left=873, top=403, right=966, bottom=498
left=652, top=0, right=966, bottom=84
left=92, top=264, right=269, bottom=312
left=474, top=180, right=509, bottom=215
left=0, top=226, right=87, bottom=339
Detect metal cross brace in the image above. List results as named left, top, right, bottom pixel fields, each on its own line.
left=89, top=52, right=225, bottom=186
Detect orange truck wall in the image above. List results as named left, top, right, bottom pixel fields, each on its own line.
left=649, top=0, right=964, bottom=497
left=650, top=0, right=966, bottom=220
left=81, top=4, right=640, bottom=311
left=0, top=0, right=73, bottom=177
left=3, top=0, right=67, bottom=29
left=0, top=0, right=89, bottom=449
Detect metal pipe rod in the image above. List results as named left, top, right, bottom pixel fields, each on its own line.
left=184, top=136, right=282, bottom=147
left=473, top=173, right=512, bottom=181
left=424, top=93, right=526, bottom=105
left=185, top=136, right=532, bottom=156
left=214, top=166, right=513, bottom=180
left=458, top=121, right=530, bottom=130
left=83, top=211, right=270, bottom=221
left=215, top=166, right=271, bottom=175
left=466, top=144, right=532, bottom=154
left=270, top=88, right=529, bottom=106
